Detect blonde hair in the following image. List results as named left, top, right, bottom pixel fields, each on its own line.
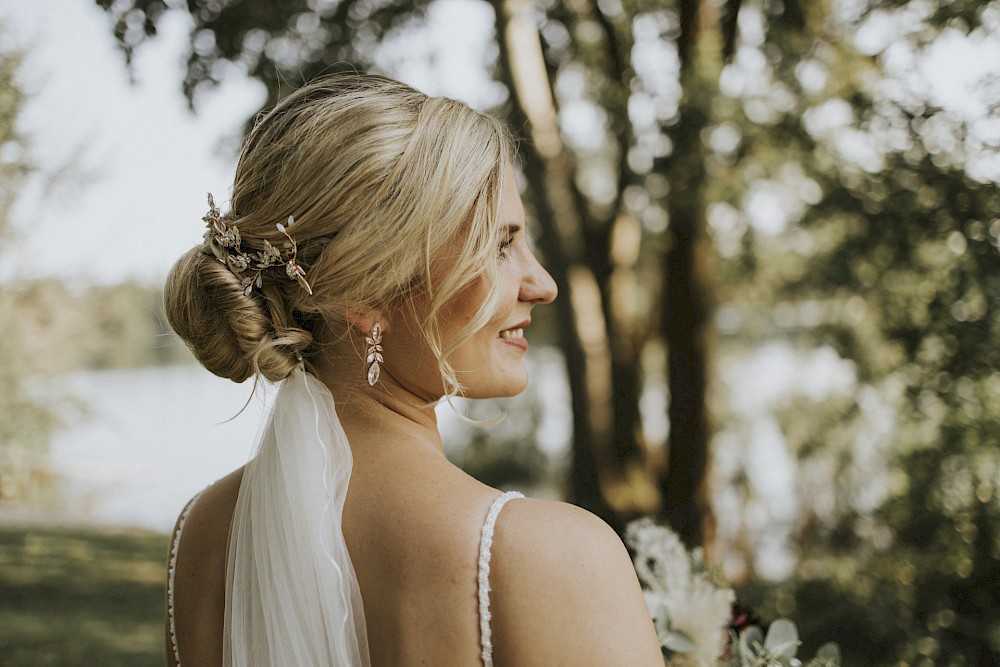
left=165, top=74, right=513, bottom=395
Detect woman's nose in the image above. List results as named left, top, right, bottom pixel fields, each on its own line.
left=521, top=252, right=558, bottom=304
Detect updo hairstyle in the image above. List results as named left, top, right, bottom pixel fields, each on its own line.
left=164, top=74, right=514, bottom=392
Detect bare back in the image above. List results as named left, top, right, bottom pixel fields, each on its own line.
left=167, top=446, right=662, bottom=666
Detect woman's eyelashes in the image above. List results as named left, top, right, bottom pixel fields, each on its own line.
left=498, top=225, right=521, bottom=261
left=498, top=236, right=514, bottom=260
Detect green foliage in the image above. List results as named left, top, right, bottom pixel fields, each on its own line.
left=2, top=280, right=192, bottom=378
left=95, top=0, right=433, bottom=113
left=0, top=525, right=168, bottom=666
left=706, top=1, right=1000, bottom=663
left=0, top=30, right=65, bottom=488
left=0, top=27, right=28, bottom=237
left=731, top=619, right=841, bottom=667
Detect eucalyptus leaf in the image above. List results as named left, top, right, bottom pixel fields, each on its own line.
left=816, top=642, right=842, bottom=665
left=765, top=618, right=800, bottom=658
left=739, top=625, right=765, bottom=656
left=654, top=613, right=670, bottom=638
left=662, top=629, right=697, bottom=652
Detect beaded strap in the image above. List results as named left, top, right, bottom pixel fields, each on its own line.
left=167, top=492, right=203, bottom=667
left=477, top=491, right=524, bottom=667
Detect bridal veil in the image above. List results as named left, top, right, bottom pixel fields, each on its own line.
left=224, top=369, right=371, bottom=666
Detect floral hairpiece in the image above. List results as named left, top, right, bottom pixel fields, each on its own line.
left=202, top=193, right=313, bottom=296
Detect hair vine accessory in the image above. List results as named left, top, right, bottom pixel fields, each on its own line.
left=365, top=322, right=384, bottom=386
left=202, top=193, right=313, bottom=296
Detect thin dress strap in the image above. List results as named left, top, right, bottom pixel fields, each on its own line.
left=477, top=491, right=524, bottom=667
left=167, top=491, right=203, bottom=667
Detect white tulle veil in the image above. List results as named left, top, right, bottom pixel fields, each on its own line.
left=224, top=368, right=370, bottom=666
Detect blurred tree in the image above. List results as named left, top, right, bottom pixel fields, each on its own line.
left=700, top=1, right=1000, bottom=662
left=0, top=34, right=64, bottom=499
left=0, top=31, right=28, bottom=240
left=4, top=280, right=192, bottom=374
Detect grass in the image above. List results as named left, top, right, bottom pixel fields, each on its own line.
left=0, top=523, right=169, bottom=666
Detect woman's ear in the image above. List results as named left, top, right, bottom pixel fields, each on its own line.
left=340, top=308, right=387, bottom=336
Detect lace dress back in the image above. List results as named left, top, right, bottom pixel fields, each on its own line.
left=168, top=489, right=523, bottom=667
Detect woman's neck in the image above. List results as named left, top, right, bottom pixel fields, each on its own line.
left=310, top=361, right=446, bottom=457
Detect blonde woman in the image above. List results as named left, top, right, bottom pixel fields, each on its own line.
left=164, top=74, right=662, bottom=667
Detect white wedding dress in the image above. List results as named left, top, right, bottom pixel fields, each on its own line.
left=167, top=370, right=522, bottom=667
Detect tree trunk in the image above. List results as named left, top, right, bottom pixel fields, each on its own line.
left=656, top=96, right=714, bottom=550
left=655, top=0, right=715, bottom=549
left=491, top=0, right=618, bottom=525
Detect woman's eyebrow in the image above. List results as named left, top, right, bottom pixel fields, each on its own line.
left=503, top=223, right=522, bottom=235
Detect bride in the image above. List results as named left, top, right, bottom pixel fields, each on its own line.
left=163, top=73, right=662, bottom=666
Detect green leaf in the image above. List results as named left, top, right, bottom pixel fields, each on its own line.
left=662, top=629, right=697, bottom=652
left=816, top=642, right=842, bottom=664
left=764, top=618, right=800, bottom=658
left=739, top=625, right=765, bottom=659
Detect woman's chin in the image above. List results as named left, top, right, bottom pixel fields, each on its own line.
left=461, top=371, right=529, bottom=399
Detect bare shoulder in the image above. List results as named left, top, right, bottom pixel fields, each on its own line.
left=502, top=498, right=623, bottom=562
left=173, top=466, right=245, bottom=589
left=489, top=498, right=663, bottom=667
left=182, top=468, right=244, bottom=533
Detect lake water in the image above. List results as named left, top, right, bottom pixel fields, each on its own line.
left=45, top=365, right=268, bottom=532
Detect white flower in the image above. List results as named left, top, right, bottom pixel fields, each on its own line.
left=626, top=519, right=733, bottom=666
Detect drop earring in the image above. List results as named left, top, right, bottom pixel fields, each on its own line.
left=366, top=322, right=384, bottom=386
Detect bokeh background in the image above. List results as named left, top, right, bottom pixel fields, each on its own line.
left=0, top=0, right=998, bottom=665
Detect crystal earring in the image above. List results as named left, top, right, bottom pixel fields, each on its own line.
left=365, top=322, right=384, bottom=386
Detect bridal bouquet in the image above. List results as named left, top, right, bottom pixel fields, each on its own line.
left=625, top=519, right=841, bottom=667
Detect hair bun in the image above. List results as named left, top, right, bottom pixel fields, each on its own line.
left=164, top=247, right=312, bottom=382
